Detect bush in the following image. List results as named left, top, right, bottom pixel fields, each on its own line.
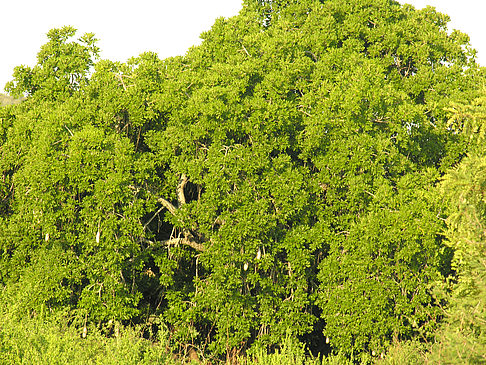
left=0, top=313, right=175, bottom=364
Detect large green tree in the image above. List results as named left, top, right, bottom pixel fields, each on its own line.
left=0, top=0, right=483, bottom=359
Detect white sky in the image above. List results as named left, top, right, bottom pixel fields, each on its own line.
left=0, top=0, right=484, bottom=93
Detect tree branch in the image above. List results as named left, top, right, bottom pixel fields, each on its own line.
left=157, top=197, right=177, bottom=216
left=241, top=44, right=251, bottom=57
left=140, top=236, right=205, bottom=252
left=143, top=205, right=166, bottom=229
left=141, top=174, right=206, bottom=252
left=140, top=233, right=206, bottom=252
left=115, top=74, right=127, bottom=91
left=177, top=173, right=188, bottom=207
left=163, top=237, right=205, bottom=252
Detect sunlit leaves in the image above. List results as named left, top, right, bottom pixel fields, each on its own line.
left=6, top=26, right=99, bottom=99
left=0, top=0, right=484, bottom=360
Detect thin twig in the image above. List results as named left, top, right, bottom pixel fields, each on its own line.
left=144, top=205, right=166, bottom=230
left=64, top=125, right=74, bottom=136
left=241, top=44, right=251, bottom=57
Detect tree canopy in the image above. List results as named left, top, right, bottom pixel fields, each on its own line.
left=1, top=0, right=484, bottom=361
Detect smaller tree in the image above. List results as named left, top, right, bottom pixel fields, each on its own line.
left=429, top=90, right=486, bottom=363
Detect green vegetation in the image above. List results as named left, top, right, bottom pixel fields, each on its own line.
left=425, top=91, right=486, bottom=364
left=0, top=313, right=176, bottom=364
left=1, top=0, right=485, bottom=363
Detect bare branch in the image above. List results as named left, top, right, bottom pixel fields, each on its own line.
left=305, top=50, right=318, bottom=62
left=241, top=44, right=251, bottom=57
left=177, top=173, right=188, bottom=207
left=114, top=74, right=127, bottom=91
left=64, top=125, right=74, bottom=136
left=163, top=237, right=205, bottom=252
left=298, top=105, right=312, bottom=117
left=139, top=174, right=205, bottom=252
left=214, top=217, right=225, bottom=226
left=157, top=197, right=177, bottom=216
left=140, top=236, right=205, bottom=252
left=144, top=205, right=166, bottom=229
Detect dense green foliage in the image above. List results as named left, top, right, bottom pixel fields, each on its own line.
left=0, top=308, right=352, bottom=365
left=423, top=90, right=486, bottom=364
left=1, top=1, right=485, bottom=362
left=0, top=312, right=175, bottom=364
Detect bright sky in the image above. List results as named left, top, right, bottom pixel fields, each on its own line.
left=1, top=0, right=484, bottom=93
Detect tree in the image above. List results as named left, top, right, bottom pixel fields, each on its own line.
left=427, top=88, right=486, bottom=363
left=0, top=32, right=150, bottom=325
left=0, top=0, right=484, bottom=360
